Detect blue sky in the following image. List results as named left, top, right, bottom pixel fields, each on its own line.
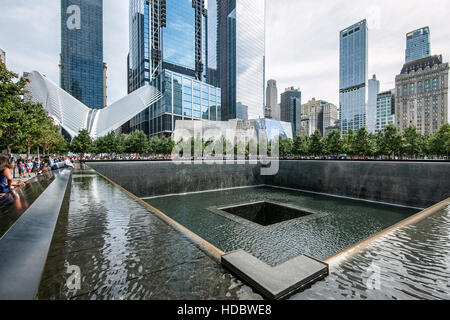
left=1, top=0, right=449, bottom=108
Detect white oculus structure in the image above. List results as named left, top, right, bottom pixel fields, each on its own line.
left=23, top=71, right=163, bottom=139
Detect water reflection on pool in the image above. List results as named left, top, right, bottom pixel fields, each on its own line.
left=292, top=205, right=450, bottom=300
left=145, top=187, right=419, bottom=266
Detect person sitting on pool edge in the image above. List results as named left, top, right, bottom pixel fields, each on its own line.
left=0, top=154, right=25, bottom=206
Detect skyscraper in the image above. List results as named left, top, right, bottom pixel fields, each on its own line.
left=60, top=0, right=104, bottom=110
left=127, top=0, right=221, bottom=137
left=127, top=0, right=150, bottom=95
left=281, top=87, right=301, bottom=137
left=301, top=98, right=339, bottom=137
left=376, top=90, right=395, bottom=134
left=367, top=74, right=380, bottom=133
left=339, top=19, right=368, bottom=134
left=406, top=27, right=430, bottom=63
left=395, top=55, right=448, bottom=135
left=216, top=0, right=266, bottom=121
left=265, top=79, right=278, bottom=119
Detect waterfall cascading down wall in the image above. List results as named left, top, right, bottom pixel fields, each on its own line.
left=87, top=161, right=450, bottom=209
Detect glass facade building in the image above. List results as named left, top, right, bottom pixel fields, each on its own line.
left=127, top=0, right=220, bottom=137
left=339, top=19, right=368, bottom=134
left=128, top=0, right=150, bottom=94
left=406, top=27, right=430, bottom=63
left=376, top=91, right=395, bottom=134
left=130, top=69, right=221, bottom=135
left=60, top=0, right=104, bottom=110
left=125, top=0, right=222, bottom=136
left=280, top=87, right=302, bottom=137
left=216, top=0, right=266, bottom=121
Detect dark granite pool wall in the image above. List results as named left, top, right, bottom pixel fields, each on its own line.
left=267, top=161, right=450, bottom=208
left=87, top=161, right=450, bottom=208
left=88, top=161, right=264, bottom=198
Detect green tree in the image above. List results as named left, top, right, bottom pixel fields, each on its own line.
left=149, top=136, right=175, bottom=155
left=343, top=128, right=356, bottom=156
left=94, top=131, right=124, bottom=155
left=352, top=127, right=375, bottom=157
left=421, top=133, right=433, bottom=157
left=293, top=135, right=310, bottom=156
left=20, top=101, right=50, bottom=159
left=0, top=62, right=29, bottom=147
left=148, top=136, right=159, bottom=155
left=70, top=129, right=94, bottom=156
left=308, top=130, right=324, bottom=156
left=375, top=130, right=386, bottom=157
left=279, top=137, right=294, bottom=156
left=429, top=124, right=450, bottom=157
left=124, top=130, right=149, bottom=154
left=402, top=126, right=423, bottom=158
left=38, top=120, right=68, bottom=155
left=378, top=124, right=403, bottom=159
left=324, top=130, right=344, bottom=156
left=0, top=63, right=68, bottom=155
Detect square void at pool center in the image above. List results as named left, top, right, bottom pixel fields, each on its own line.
left=145, top=186, right=419, bottom=266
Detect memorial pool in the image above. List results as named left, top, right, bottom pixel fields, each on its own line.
left=145, top=186, right=419, bottom=266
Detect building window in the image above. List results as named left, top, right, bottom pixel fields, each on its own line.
left=425, top=80, right=431, bottom=92
left=417, top=81, right=423, bottom=93
left=432, top=78, right=439, bottom=90
left=403, top=85, right=408, bottom=96
left=410, top=83, right=415, bottom=95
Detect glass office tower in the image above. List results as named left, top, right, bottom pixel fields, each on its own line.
left=406, top=27, right=430, bottom=63
left=60, top=0, right=104, bottom=110
left=128, top=0, right=150, bottom=94
left=339, top=19, right=368, bottom=134
left=280, top=87, right=302, bottom=137
left=216, top=0, right=266, bottom=121
left=128, top=0, right=220, bottom=137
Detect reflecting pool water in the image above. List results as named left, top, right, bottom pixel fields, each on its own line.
left=145, top=187, right=419, bottom=266
left=38, top=169, right=261, bottom=300
left=293, top=205, right=450, bottom=300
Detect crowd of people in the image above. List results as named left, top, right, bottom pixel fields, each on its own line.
left=9, top=155, right=75, bottom=177
left=0, top=154, right=75, bottom=208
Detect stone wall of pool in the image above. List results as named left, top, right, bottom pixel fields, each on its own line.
left=87, top=160, right=450, bottom=208
left=87, top=161, right=264, bottom=198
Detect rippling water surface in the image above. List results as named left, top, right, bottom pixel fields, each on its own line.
left=292, top=205, right=450, bottom=300
left=38, top=168, right=261, bottom=300
left=38, top=167, right=449, bottom=300
left=146, top=187, right=419, bottom=266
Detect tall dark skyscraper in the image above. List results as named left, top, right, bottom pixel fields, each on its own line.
left=339, top=19, right=368, bottom=134
left=215, top=0, right=266, bottom=121
left=127, top=0, right=221, bottom=137
left=60, top=0, right=104, bottom=110
left=280, top=87, right=301, bottom=137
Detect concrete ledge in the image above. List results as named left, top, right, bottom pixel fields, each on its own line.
left=0, top=169, right=72, bottom=300
left=222, top=250, right=329, bottom=300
